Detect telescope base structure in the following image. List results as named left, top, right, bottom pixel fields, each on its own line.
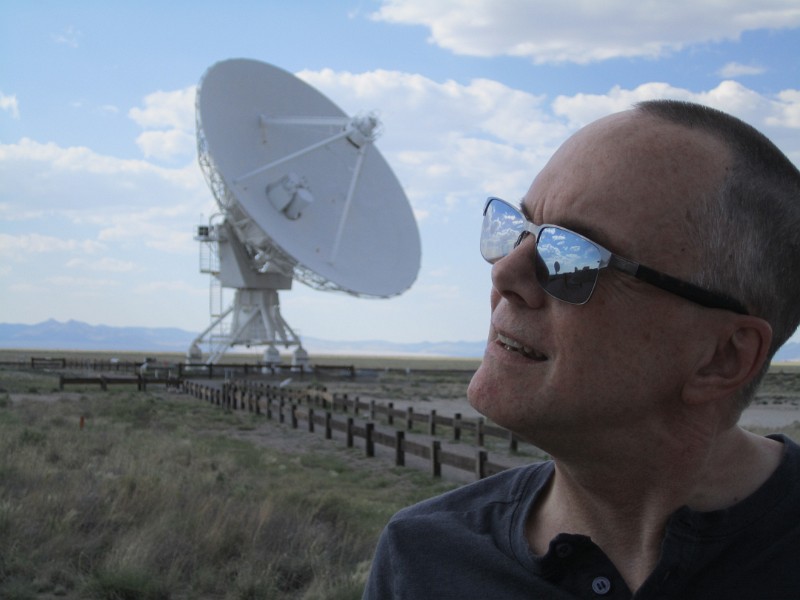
left=187, top=288, right=310, bottom=367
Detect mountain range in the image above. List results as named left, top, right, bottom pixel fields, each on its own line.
left=0, top=319, right=486, bottom=358
left=1, top=319, right=799, bottom=363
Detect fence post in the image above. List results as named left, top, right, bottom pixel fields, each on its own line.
left=369, top=400, right=376, bottom=421
left=308, top=408, right=315, bottom=433
left=477, top=418, right=485, bottom=446
left=395, top=430, right=405, bottom=466
left=346, top=417, right=354, bottom=448
left=509, top=431, right=518, bottom=452
left=387, top=402, right=394, bottom=426
left=291, top=405, right=298, bottom=429
left=279, top=398, right=285, bottom=423
left=428, top=410, right=437, bottom=436
left=431, top=440, right=441, bottom=477
left=365, top=423, right=375, bottom=457
left=476, top=449, right=488, bottom=480
left=100, top=376, right=108, bottom=391
left=59, top=375, right=64, bottom=391
left=325, top=411, right=332, bottom=440
left=406, top=406, right=414, bottom=431
left=453, top=413, right=461, bottom=441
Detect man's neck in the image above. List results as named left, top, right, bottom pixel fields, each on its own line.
left=525, top=426, right=783, bottom=592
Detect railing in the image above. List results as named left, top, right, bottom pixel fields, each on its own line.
left=1, top=358, right=356, bottom=379
left=58, top=374, right=181, bottom=391
left=181, top=379, right=536, bottom=480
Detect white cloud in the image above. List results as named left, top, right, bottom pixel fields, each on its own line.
left=129, top=87, right=196, bottom=130
left=767, top=90, right=800, bottom=128
left=134, top=280, right=206, bottom=296
left=0, top=139, right=207, bottom=211
left=298, top=69, right=566, bottom=207
left=297, top=68, right=800, bottom=218
left=551, top=80, right=800, bottom=133
left=1, top=93, right=20, bottom=119
left=45, top=275, right=119, bottom=290
left=129, top=87, right=197, bottom=160
left=0, top=137, right=211, bottom=278
left=135, top=129, right=196, bottom=160
left=0, top=138, right=179, bottom=178
left=372, top=0, right=800, bottom=64
left=65, top=257, right=140, bottom=272
left=718, top=62, right=767, bottom=78
left=0, top=233, right=104, bottom=257
left=91, top=203, right=199, bottom=254
left=52, top=26, right=81, bottom=48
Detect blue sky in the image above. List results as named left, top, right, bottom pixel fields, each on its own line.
left=2, top=0, right=800, bottom=349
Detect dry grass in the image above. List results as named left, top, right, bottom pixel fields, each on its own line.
left=0, top=371, right=455, bottom=600
left=1, top=355, right=798, bottom=599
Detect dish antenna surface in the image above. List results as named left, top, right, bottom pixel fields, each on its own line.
left=189, top=59, right=421, bottom=365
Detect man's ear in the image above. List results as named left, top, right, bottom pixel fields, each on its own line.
left=683, top=316, right=773, bottom=405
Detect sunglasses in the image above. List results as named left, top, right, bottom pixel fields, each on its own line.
left=481, top=197, right=749, bottom=314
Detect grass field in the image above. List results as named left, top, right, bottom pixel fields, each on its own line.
left=1, top=351, right=798, bottom=599
left=0, top=368, right=456, bottom=600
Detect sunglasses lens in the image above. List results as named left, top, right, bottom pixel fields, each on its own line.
left=537, top=227, right=602, bottom=304
left=481, top=199, right=603, bottom=304
left=480, top=199, right=526, bottom=263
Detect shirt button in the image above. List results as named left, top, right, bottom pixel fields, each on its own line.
left=592, top=576, right=611, bottom=595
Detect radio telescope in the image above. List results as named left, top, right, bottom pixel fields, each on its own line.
left=188, top=59, right=421, bottom=366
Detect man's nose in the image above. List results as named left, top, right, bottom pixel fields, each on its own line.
left=490, top=235, right=548, bottom=309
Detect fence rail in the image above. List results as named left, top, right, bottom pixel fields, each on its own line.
left=3, top=357, right=529, bottom=481
left=0, top=357, right=356, bottom=379
left=181, top=379, right=527, bottom=481
left=58, top=374, right=181, bottom=391
left=226, top=379, right=524, bottom=452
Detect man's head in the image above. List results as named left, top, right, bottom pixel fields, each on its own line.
left=634, top=100, right=800, bottom=401
left=468, top=102, right=799, bottom=450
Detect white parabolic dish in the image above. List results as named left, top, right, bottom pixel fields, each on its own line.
left=196, top=58, right=421, bottom=297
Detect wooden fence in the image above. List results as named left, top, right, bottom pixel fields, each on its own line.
left=8, top=357, right=355, bottom=379
left=4, top=357, right=531, bottom=480
left=230, top=379, right=524, bottom=451
left=181, top=379, right=531, bottom=480
left=58, top=374, right=181, bottom=391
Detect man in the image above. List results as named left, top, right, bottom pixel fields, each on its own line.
left=363, top=100, right=800, bottom=599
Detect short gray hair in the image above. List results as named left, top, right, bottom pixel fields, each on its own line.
left=636, top=100, right=800, bottom=404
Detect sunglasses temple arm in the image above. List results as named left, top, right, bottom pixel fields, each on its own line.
left=632, top=262, right=749, bottom=315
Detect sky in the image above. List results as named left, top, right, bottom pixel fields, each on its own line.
left=2, top=0, right=800, bottom=350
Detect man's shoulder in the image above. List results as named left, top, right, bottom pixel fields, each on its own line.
left=392, top=460, right=553, bottom=523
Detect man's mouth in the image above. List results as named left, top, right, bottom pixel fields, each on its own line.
left=496, top=333, right=547, bottom=361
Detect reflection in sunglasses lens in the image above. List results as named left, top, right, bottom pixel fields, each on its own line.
left=537, top=228, right=601, bottom=303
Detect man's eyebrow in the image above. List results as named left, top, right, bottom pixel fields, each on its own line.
left=517, top=199, right=619, bottom=253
